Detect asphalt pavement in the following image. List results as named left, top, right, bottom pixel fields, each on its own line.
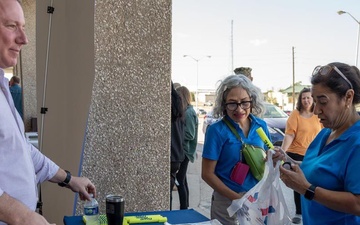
left=171, top=116, right=303, bottom=225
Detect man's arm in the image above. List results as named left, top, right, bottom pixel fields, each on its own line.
left=49, top=168, right=96, bottom=201
left=29, top=144, right=96, bottom=200
left=29, top=143, right=59, bottom=184
left=0, top=193, right=55, bottom=225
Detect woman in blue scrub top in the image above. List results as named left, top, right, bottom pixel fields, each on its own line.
left=202, top=74, right=284, bottom=225
left=280, top=62, right=360, bottom=225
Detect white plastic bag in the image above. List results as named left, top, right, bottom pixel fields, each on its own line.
left=227, top=150, right=292, bottom=225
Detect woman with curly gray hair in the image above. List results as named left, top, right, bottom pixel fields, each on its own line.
left=212, top=75, right=264, bottom=119
left=201, top=74, right=281, bottom=224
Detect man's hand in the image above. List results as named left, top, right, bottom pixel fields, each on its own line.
left=67, top=176, right=96, bottom=201
left=51, top=169, right=96, bottom=201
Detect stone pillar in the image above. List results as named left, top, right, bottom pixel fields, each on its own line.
left=35, top=0, right=171, bottom=224
left=80, top=0, right=172, bottom=214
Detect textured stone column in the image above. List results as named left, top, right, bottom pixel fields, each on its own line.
left=79, top=0, right=172, bottom=214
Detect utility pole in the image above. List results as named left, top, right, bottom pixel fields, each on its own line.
left=292, top=47, right=295, bottom=110
left=231, top=20, right=234, bottom=71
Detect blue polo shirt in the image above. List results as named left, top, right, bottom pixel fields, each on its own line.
left=301, top=121, right=360, bottom=225
left=202, top=114, right=270, bottom=193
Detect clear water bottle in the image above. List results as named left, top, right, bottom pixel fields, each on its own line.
left=84, top=194, right=100, bottom=225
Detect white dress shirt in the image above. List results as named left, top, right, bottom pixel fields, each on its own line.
left=0, top=69, right=59, bottom=223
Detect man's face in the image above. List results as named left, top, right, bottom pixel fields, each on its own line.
left=0, top=0, right=28, bottom=69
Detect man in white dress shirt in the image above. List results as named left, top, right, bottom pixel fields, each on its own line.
left=0, top=0, right=97, bottom=224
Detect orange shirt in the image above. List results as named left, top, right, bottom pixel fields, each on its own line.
left=285, top=110, right=323, bottom=155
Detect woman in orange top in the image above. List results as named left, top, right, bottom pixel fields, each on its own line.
left=281, top=87, right=323, bottom=224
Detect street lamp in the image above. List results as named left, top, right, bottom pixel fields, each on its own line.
left=183, top=55, right=211, bottom=110
left=338, top=10, right=360, bottom=67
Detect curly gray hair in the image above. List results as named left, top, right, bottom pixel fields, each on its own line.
left=213, top=74, right=264, bottom=118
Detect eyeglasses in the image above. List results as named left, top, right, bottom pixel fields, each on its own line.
left=225, top=101, right=252, bottom=111
left=312, top=65, right=353, bottom=89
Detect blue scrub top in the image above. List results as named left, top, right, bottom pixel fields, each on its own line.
left=202, top=114, right=270, bottom=193
left=301, top=120, right=360, bottom=225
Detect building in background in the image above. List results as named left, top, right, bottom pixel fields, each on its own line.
left=280, top=82, right=311, bottom=110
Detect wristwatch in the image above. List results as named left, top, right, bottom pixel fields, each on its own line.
left=58, top=170, right=71, bottom=187
left=304, top=184, right=317, bottom=200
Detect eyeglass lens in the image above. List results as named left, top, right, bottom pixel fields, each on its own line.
left=226, top=101, right=252, bottom=110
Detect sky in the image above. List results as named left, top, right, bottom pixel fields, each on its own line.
left=171, top=0, right=360, bottom=93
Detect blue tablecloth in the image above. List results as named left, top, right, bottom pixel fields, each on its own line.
left=63, top=209, right=209, bottom=225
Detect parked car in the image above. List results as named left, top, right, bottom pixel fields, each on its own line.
left=265, top=126, right=284, bottom=146
left=283, top=110, right=292, bottom=116
left=202, top=110, right=285, bottom=146
left=202, top=111, right=215, bottom=134
left=203, top=101, right=213, bottom=106
left=25, top=132, right=39, bottom=148
left=194, top=107, right=207, bottom=115
left=263, top=103, right=288, bottom=133
left=197, top=108, right=207, bottom=115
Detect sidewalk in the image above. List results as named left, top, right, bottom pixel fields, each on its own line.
left=171, top=143, right=211, bottom=218
left=171, top=117, right=302, bottom=224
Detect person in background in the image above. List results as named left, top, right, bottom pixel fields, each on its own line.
left=234, top=67, right=253, bottom=81
left=9, top=75, right=23, bottom=118
left=280, top=62, right=360, bottom=224
left=0, top=1, right=96, bottom=224
left=173, top=82, right=181, bottom=90
left=170, top=81, right=185, bottom=210
left=202, top=74, right=284, bottom=224
left=175, top=86, right=198, bottom=209
left=281, top=87, right=323, bottom=224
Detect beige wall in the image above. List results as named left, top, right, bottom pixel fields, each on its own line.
left=35, top=0, right=172, bottom=224
left=36, top=1, right=96, bottom=224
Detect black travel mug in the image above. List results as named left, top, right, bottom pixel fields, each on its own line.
left=106, top=195, right=125, bottom=225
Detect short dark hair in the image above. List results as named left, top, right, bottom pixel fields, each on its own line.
left=11, top=76, right=20, bottom=84
left=234, top=67, right=252, bottom=80
left=171, top=82, right=184, bottom=121
left=311, top=62, right=360, bottom=105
